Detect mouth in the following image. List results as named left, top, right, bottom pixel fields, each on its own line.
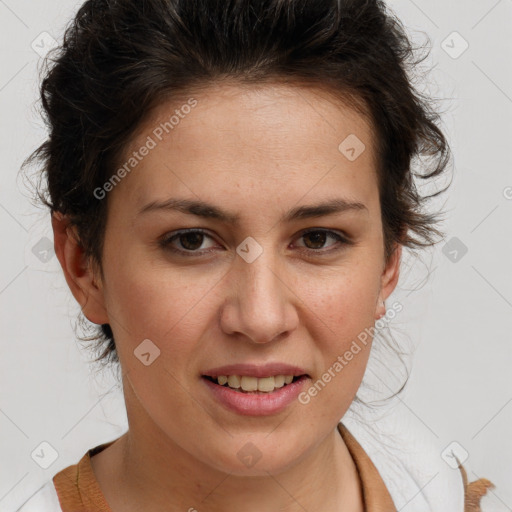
left=201, top=363, right=311, bottom=415
left=201, top=374, right=309, bottom=394
left=201, top=372, right=310, bottom=416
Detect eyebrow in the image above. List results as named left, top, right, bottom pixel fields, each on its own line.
left=137, top=197, right=368, bottom=224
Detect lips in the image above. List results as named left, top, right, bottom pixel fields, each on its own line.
left=202, top=363, right=309, bottom=393
left=200, top=363, right=311, bottom=414
left=201, top=372, right=310, bottom=416
left=202, top=363, right=309, bottom=379
left=203, top=374, right=306, bottom=393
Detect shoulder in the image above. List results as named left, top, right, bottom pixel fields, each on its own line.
left=457, top=460, right=495, bottom=512
left=14, top=439, right=115, bottom=512
left=342, top=403, right=465, bottom=512
left=15, top=480, right=62, bottom=512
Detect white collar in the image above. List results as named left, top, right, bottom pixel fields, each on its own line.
left=342, top=400, right=465, bottom=511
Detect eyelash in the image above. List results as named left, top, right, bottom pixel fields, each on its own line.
left=158, top=228, right=352, bottom=257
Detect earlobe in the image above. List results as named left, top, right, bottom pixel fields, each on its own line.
left=375, top=244, right=402, bottom=320
left=51, top=212, right=109, bottom=325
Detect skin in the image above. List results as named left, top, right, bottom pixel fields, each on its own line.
left=52, top=82, right=401, bottom=511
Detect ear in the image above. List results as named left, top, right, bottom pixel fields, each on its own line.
left=375, top=243, right=402, bottom=320
left=51, top=211, right=109, bottom=325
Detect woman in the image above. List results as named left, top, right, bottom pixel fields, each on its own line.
left=18, top=0, right=494, bottom=510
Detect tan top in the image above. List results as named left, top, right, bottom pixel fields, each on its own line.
left=52, top=423, right=494, bottom=511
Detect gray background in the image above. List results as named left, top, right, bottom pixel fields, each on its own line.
left=1, top=0, right=511, bottom=510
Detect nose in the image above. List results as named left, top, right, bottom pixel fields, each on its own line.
left=219, top=247, right=299, bottom=345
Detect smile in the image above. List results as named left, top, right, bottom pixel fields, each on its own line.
left=201, top=374, right=310, bottom=416
left=204, top=374, right=303, bottom=393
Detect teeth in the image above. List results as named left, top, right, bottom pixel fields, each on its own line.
left=217, top=375, right=228, bottom=386
left=214, top=375, right=297, bottom=392
left=241, top=376, right=258, bottom=391
left=227, top=375, right=241, bottom=388
left=257, top=377, right=275, bottom=392
left=274, top=375, right=285, bottom=387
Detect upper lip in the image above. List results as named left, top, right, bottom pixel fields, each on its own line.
left=202, top=363, right=309, bottom=378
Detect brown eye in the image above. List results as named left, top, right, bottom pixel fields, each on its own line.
left=302, top=231, right=328, bottom=249
left=159, top=228, right=350, bottom=257
left=178, top=232, right=205, bottom=250
left=159, top=229, right=218, bottom=254
left=296, top=229, right=347, bottom=252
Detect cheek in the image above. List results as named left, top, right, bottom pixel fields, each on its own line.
left=100, top=248, right=219, bottom=359
left=304, top=265, right=380, bottom=338
left=301, top=269, right=379, bottom=393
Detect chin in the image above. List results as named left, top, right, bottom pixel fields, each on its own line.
left=199, top=437, right=305, bottom=477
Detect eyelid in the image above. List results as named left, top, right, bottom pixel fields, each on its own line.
left=294, top=228, right=352, bottom=253
left=297, top=227, right=351, bottom=243
left=158, top=228, right=218, bottom=251
left=159, top=227, right=352, bottom=255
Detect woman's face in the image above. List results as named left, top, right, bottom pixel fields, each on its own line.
left=78, top=83, right=400, bottom=474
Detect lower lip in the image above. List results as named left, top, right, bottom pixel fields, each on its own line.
left=202, top=376, right=309, bottom=416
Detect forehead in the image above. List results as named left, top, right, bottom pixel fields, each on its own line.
left=109, top=82, right=378, bottom=213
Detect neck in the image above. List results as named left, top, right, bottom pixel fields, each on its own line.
left=91, top=393, right=363, bottom=512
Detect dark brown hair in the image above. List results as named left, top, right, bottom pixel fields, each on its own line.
left=24, top=0, right=451, bottom=397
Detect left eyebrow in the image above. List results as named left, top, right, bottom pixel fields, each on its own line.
left=282, top=198, right=368, bottom=222
left=136, top=197, right=368, bottom=225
